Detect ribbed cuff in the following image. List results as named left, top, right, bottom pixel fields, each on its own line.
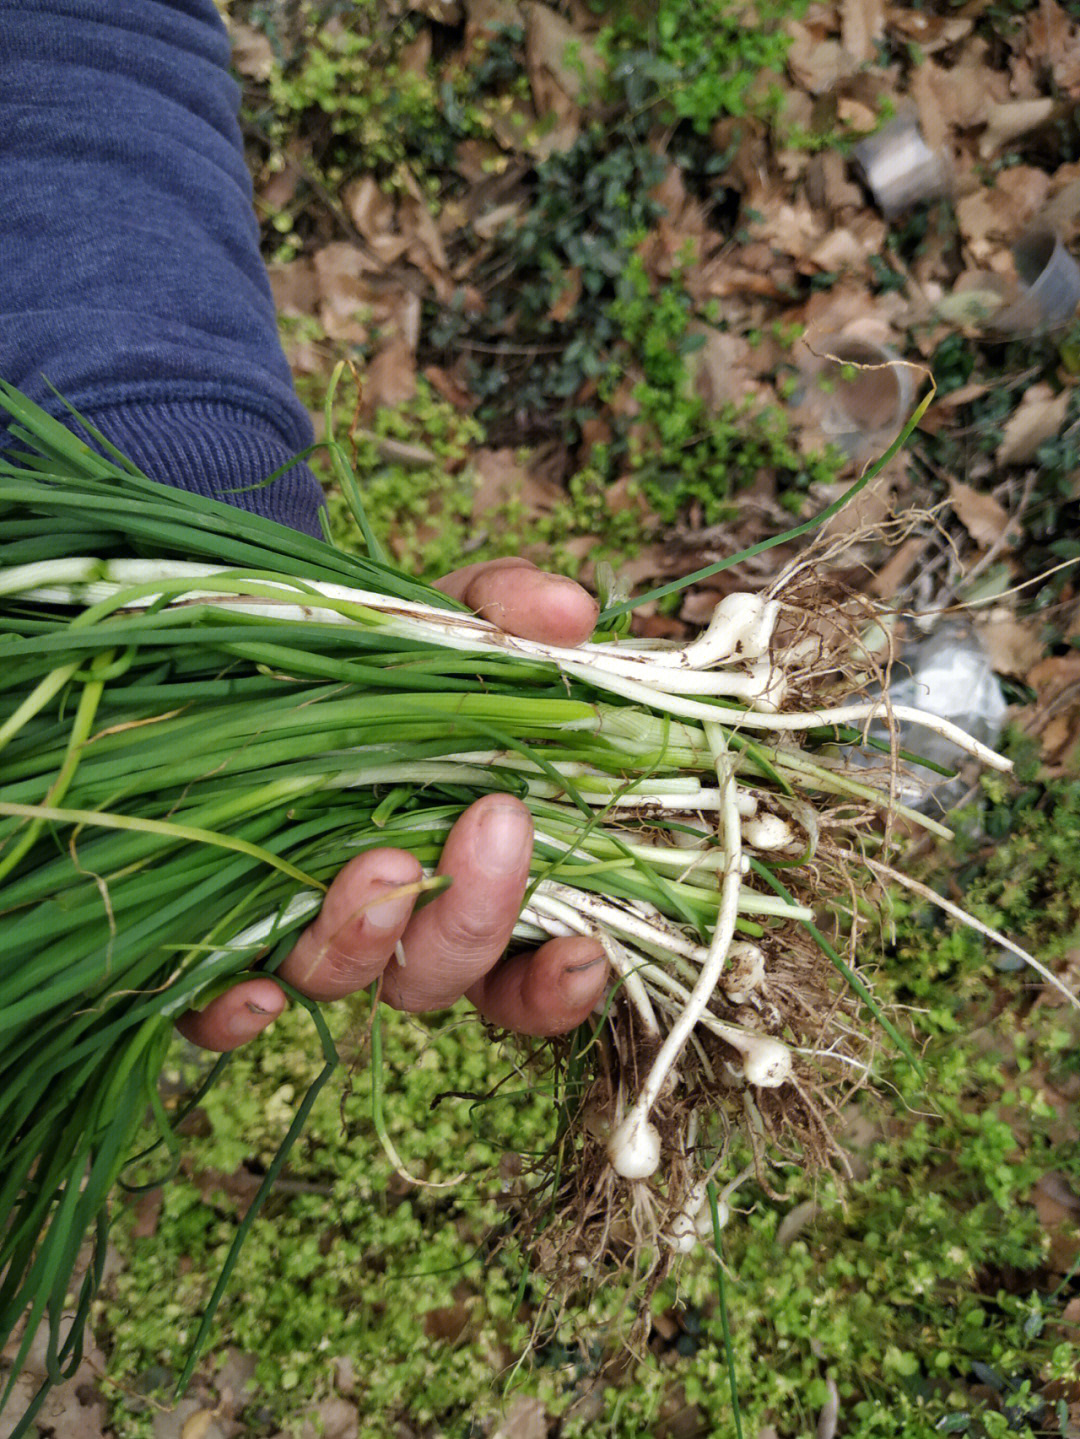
left=80, top=397, right=326, bottom=538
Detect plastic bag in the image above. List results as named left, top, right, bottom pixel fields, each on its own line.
left=862, top=620, right=1008, bottom=814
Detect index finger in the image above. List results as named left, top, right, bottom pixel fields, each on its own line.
left=379, top=794, right=533, bottom=1013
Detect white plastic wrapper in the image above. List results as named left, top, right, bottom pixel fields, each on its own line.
left=860, top=622, right=1008, bottom=814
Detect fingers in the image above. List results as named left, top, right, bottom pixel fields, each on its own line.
left=180, top=557, right=599, bottom=1053
left=435, top=558, right=598, bottom=647
left=380, top=793, right=533, bottom=1014
left=467, top=935, right=608, bottom=1037
left=176, top=975, right=286, bottom=1053
left=178, top=807, right=606, bottom=1051
left=176, top=848, right=424, bottom=1049
left=276, top=848, right=424, bottom=1001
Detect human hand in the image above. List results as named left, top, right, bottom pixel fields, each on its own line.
left=177, top=559, right=608, bottom=1052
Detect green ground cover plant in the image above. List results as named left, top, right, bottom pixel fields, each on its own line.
left=594, top=0, right=795, bottom=133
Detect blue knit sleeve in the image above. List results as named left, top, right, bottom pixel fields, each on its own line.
left=0, top=0, right=325, bottom=537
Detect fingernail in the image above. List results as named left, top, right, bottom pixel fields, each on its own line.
left=227, top=1009, right=266, bottom=1037
left=475, top=803, right=532, bottom=875
left=560, top=951, right=606, bottom=1004
left=566, top=953, right=606, bottom=973
left=363, top=884, right=416, bottom=933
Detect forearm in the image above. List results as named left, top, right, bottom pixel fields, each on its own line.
left=0, top=0, right=324, bottom=535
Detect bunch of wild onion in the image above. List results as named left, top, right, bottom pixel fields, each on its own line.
left=0, top=380, right=1033, bottom=1428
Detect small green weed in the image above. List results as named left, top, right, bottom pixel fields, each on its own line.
left=596, top=0, right=796, bottom=133
left=607, top=254, right=845, bottom=523
left=325, top=381, right=483, bottom=575
left=243, top=7, right=526, bottom=258
left=905, top=752, right=1080, bottom=989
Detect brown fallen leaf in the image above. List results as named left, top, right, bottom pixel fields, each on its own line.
left=255, top=134, right=306, bottom=215
left=908, top=61, right=949, bottom=150
left=978, top=614, right=1041, bottom=678
left=128, top=1185, right=164, bottom=1239
left=995, top=165, right=1052, bottom=227
left=179, top=1412, right=218, bottom=1439
left=1026, top=653, right=1080, bottom=702
left=806, top=149, right=864, bottom=212
left=471, top=447, right=526, bottom=514
left=489, top=1395, right=549, bottom=1439
left=454, top=136, right=512, bottom=183
left=935, top=378, right=993, bottom=410
left=840, top=0, right=885, bottom=66
left=956, top=173, right=1046, bottom=256
left=997, top=382, right=1071, bottom=466
left=1049, top=1226, right=1080, bottom=1277
left=605, top=475, right=656, bottom=525
left=399, top=27, right=431, bottom=78
left=465, top=0, right=525, bottom=49
left=268, top=258, right=317, bottom=318
left=837, top=95, right=881, bottom=133
left=687, top=326, right=763, bottom=410
left=979, top=98, right=1058, bottom=158
left=822, top=474, right=897, bottom=538
left=344, top=175, right=396, bottom=243
left=423, top=364, right=474, bottom=410
left=1028, top=0, right=1080, bottom=98
left=398, top=171, right=453, bottom=299
left=363, top=337, right=417, bottom=413
left=523, top=2, right=601, bottom=157
left=274, top=1397, right=361, bottom=1439
left=754, top=195, right=823, bottom=259
left=887, top=7, right=973, bottom=53
left=214, top=1348, right=259, bottom=1416
left=473, top=198, right=525, bottom=241
left=312, top=244, right=377, bottom=344
left=545, top=265, right=583, bottom=321
left=786, top=22, right=851, bottom=94
left=471, top=447, right=565, bottom=520
left=909, top=53, right=989, bottom=140
left=810, top=224, right=877, bottom=271
left=948, top=477, right=1010, bottom=548
left=229, top=21, right=275, bottom=80
left=1041, top=175, right=1080, bottom=235
left=867, top=534, right=932, bottom=598
left=423, top=1302, right=472, bottom=1342
left=1023, top=652, right=1080, bottom=768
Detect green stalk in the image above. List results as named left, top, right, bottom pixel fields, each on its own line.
left=0, top=651, right=110, bottom=880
